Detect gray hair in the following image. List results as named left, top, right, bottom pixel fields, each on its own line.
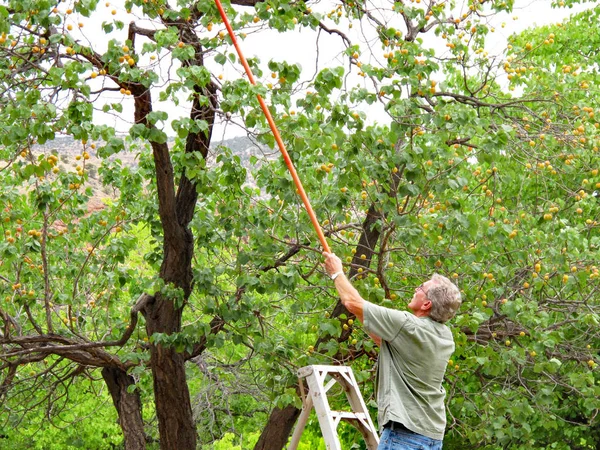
left=427, top=274, right=462, bottom=323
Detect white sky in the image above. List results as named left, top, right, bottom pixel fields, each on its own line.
left=55, top=0, right=592, bottom=140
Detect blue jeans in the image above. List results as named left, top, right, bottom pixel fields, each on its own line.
left=378, top=426, right=443, bottom=450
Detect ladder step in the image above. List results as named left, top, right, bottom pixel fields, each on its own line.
left=330, top=411, right=367, bottom=420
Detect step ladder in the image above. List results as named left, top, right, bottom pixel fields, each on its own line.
left=288, top=365, right=379, bottom=450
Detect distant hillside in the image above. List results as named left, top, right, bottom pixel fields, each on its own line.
left=210, top=135, right=272, bottom=167
left=34, top=134, right=266, bottom=167
left=29, top=134, right=268, bottom=204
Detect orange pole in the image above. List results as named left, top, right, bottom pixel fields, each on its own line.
left=213, top=0, right=330, bottom=253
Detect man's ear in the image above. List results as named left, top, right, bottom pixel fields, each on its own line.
left=422, top=300, right=432, bottom=311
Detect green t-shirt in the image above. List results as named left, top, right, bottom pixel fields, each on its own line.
left=363, top=301, right=455, bottom=440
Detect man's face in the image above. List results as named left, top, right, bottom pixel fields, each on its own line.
left=408, top=279, right=435, bottom=315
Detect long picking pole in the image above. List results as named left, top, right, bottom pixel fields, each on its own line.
left=213, top=0, right=331, bottom=254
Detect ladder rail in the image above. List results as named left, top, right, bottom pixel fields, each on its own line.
left=288, top=393, right=314, bottom=450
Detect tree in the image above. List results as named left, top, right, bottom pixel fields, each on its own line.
left=0, top=0, right=599, bottom=449
left=0, top=0, right=221, bottom=447
left=245, top=1, right=600, bottom=448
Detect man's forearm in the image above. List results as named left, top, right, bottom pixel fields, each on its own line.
left=333, top=273, right=365, bottom=323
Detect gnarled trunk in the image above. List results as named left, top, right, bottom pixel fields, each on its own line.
left=101, top=367, right=146, bottom=450
left=144, top=270, right=197, bottom=449
left=253, top=405, right=302, bottom=450
left=148, top=339, right=197, bottom=449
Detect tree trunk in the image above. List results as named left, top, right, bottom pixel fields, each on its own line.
left=149, top=336, right=197, bottom=449
left=131, top=56, right=213, bottom=448
left=101, top=367, right=146, bottom=450
left=142, top=235, right=198, bottom=450
left=253, top=405, right=302, bottom=450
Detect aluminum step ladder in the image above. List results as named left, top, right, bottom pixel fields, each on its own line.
left=288, top=365, right=379, bottom=450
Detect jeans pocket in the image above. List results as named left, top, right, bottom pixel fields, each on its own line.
left=388, top=431, right=428, bottom=450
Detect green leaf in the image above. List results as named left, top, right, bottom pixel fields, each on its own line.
left=148, top=128, right=168, bottom=144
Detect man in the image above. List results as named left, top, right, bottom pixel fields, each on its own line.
left=323, top=252, right=462, bottom=450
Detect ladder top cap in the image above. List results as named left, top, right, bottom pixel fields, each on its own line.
left=297, top=365, right=353, bottom=377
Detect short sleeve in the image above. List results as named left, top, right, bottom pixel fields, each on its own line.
left=363, top=302, right=411, bottom=342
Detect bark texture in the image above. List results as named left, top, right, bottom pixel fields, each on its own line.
left=102, top=367, right=147, bottom=450
left=253, top=405, right=302, bottom=450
